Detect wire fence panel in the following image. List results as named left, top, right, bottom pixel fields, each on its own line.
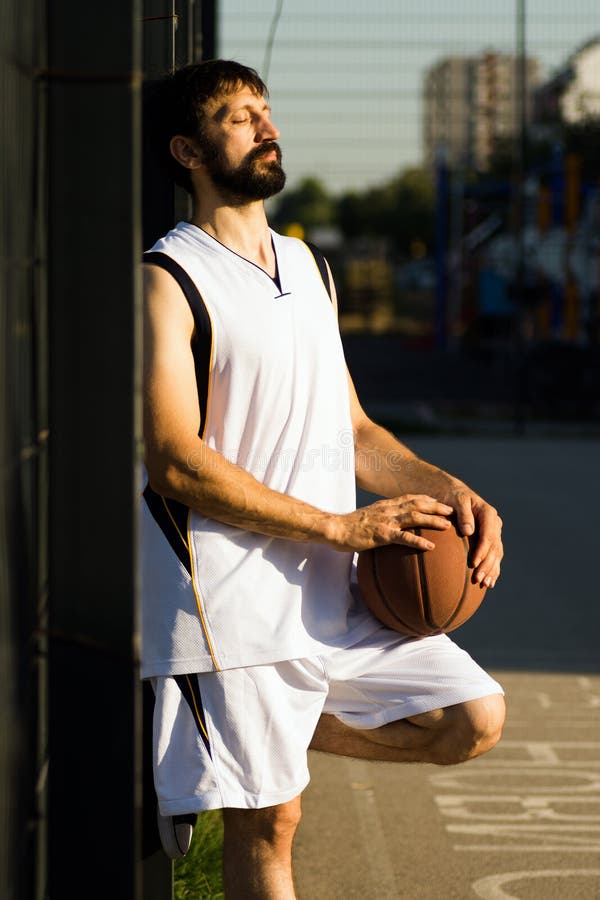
left=219, top=1, right=600, bottom=426
left=0, top=0, right=48, bottom=896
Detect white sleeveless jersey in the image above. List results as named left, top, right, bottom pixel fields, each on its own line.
left=141, top=221, right=373, bottom=677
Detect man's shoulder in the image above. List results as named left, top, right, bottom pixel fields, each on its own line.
left=144, top=221, right=214, bottom=259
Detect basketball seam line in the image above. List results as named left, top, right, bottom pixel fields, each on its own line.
left=414, top=528, right=437, bottom=631
left=439, top=535, right=470, bottom=630
left=371, top=549, right=417, bottom=635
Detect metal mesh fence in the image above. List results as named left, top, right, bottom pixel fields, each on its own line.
left=219, top=1, right=600, bottom=424
left=0, top=1, right=48, bottom=897
left=0, top=1, right=596, bottom=894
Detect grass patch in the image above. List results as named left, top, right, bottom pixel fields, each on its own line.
left=174, top=810, right=224, bottom=900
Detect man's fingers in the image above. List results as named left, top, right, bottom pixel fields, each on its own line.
left=391, top=529, right=437, bottom=552
left=386, top=495, right=453, bottom=516
left=472, top=559, right=502, bottom=588
left=472, top=539, right=504, bottom=586
left=428, top=488, right=503, bottom=587
left=407, top=513, right=454, bottom=532
left=454, top=492, right=475, bottom=536
left=339, top=494, right=456, bottom=553
left=470, top=504, right=501, bottom=567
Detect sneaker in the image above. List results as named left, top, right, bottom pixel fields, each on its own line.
left=157, top=809, right=198, bottom=859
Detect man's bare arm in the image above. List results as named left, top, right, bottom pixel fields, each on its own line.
left=143, top=263, right=453, bottom=553
left=346, top=368, right=503, bottom=586
left=322, top=257, right=502, bottom=584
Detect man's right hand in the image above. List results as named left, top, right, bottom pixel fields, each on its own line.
left=326, top=495, right=454, bottom=553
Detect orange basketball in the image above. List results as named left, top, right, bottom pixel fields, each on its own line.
left=357, top=524, right=487, bottom=637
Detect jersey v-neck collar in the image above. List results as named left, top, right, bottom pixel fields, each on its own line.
left=179, top=221, right=284, bottom=293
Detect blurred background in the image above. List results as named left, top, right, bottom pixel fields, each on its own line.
left=220, top=0, right=600, bottom=431
left=1, top=2, right=599, bottom=898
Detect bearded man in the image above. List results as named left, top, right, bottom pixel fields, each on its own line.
left=142, top=59, right=504, bottom=899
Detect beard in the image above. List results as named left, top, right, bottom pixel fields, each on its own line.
left=200, top=139, right=286, bottom=203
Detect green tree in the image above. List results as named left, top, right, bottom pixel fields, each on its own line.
left=271, top=177, right=336, bottom=231
left=337, top=167, right=434, bottom=254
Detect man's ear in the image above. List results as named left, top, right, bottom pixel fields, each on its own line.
left=169, top=135, right=204, bottom=171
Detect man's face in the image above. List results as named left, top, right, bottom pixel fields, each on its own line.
left=198, top=88, right=286, bottom=202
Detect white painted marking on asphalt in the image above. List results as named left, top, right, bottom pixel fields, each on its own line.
left=528, top=720, right=600, bottom=729
left=435, top=794, right=600, bottom=822
left=430, top=766, right=600, bottom=793
left=343, top=758, right=398, bottom=899
left=432, top=740, right=600, bottom=856
left=449, top=823, right=600, bottom=852
left=462, top=761, right=600, bottom=769
left=472, top=868, right=600, bottom=899
left=426, top=684, right=600, bottom=881
left=499, top=741, right=600, bottom=748
left=519, top=743, right=560, bottom=764
left=459, top=845, right=598, bottom=852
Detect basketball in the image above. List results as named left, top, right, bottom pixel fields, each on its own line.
left=357, top=524, right=487, bottom=637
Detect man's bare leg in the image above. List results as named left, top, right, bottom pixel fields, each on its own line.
left=310, top=694, right=506, bottom=765
left=222, top=798, right=302, bottom=900
left=221, top=696, right=504, bottom=898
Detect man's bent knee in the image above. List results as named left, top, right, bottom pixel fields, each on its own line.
left=223, top=798, right=302, bottom=846
left=437, top=693, right=505, bottom=765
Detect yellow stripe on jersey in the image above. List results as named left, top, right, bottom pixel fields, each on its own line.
left=161, top=496, right=190, bottom=552
left=187, top=508, right=220, bottom=671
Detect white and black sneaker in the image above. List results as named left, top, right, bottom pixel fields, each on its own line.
left=157, top=809, right=198, bottom=859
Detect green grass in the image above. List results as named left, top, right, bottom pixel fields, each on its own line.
left=174, top=810, right=224, bottom=900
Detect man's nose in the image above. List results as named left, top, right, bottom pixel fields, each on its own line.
left=257, top=117, right=280, bottom=142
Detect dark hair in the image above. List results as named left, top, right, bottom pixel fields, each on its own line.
left=144, top=59, right=268, bottom=194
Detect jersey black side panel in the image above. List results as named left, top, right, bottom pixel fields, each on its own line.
left=174, top=673, right=212, bottom=757
left=304, top=241, right=332, bottom=302
left=142, top=250, right=212, bottom=568
left=143, top=484, right=191, bottom=575
left=143, top=250, right=212, bottom=439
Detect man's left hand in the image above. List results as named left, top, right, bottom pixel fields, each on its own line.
left=442, top=485, right=503, bottom=588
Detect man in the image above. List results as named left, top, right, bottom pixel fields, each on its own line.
left=142, top=59, right=505, bottom=899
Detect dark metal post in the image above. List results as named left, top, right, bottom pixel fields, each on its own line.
left=197, top=0, right=218, bottom=61
left=0, top=2, right=49, bottom=896
left=513, top=0, right=528, bottom=432
left=47, top=1, right=143, bottom=897
left=434, top=148, right=449, bottom=350
left=140, top=3, right=219, bottom=896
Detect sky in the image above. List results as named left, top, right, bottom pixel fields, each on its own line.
left=218, top=0, right=600, bottom=195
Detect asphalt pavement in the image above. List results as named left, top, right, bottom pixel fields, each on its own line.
left=293, top=434, right=600, bottom=900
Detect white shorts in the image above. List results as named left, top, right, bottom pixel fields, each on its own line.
left=151, top=627, right=503, bottom=814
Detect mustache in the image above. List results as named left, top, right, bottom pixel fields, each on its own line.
left=248, top=142, right=282, bottom=164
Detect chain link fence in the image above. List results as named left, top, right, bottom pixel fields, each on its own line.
left=220, top=1, right=600, bottom=425
left=0, top=1, right=48, bottom=896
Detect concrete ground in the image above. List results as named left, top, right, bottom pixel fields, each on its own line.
left=293, top=435, right=600, bottom=899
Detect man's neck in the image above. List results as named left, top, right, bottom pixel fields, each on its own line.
left=191, top=198, right=276, bottom=276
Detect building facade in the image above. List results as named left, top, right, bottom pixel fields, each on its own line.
left=423, top=52, right=540, bottom=171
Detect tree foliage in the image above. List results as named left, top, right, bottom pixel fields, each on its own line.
left=271, top=176, right=336, bottom=230
left=337, top=168, right=434, bottom=252
left=272, top=168, right=435, bottom=254
left=487, top=119, right=600, bottom=181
